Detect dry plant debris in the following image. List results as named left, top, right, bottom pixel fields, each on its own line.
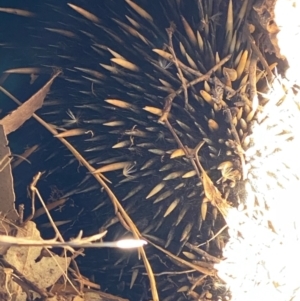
left=0, top=78, right=143, bottom=300
left=4, top=221, right=71, bottom=290
left=0, top=71, right=61, bottom=135
left=1, top=1, right=300, bottom=301
left=0, top=125, right=18, bottom=221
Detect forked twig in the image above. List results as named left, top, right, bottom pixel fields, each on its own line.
left=27, top=172, right=72, bottom=251
left=158, top=54, right=232, bottom=123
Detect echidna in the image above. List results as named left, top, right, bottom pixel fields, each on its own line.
left=0, top=0, right=289, bottom=300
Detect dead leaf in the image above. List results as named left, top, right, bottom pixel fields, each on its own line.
left=0, top=125, right=18, bottom=222
left=4, top=221, right=71, bottom=290
left=0, top=71, right=61, bottom=135
left=196, top=141, right=230, bottom=219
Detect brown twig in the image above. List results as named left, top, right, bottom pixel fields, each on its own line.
left=145, top=239, right=217, bottom=276
left=188, top=274, right=208, bottom=295
left=249, top=53, right=259, bottom=112
left=166, top=23, right=189, bottom=105
left=158, top=54, right=232, bottom=123
left=0, top=154, right=12, bottom=172
left=24, top=172, right=40, bottom=223
left=245, top=25, right=273, bottom=81
left=197, top=224, right=228, bottom=247
left=164, top=119, right=202, bottom=180
left=224, top=108, right=247, bottom=180
left=28, top=172, right=72, bottom=251
left=185, top=242, right=221, bottom=264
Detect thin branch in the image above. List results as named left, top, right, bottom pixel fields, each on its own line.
left=158, top=54, right=232, bottom=123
